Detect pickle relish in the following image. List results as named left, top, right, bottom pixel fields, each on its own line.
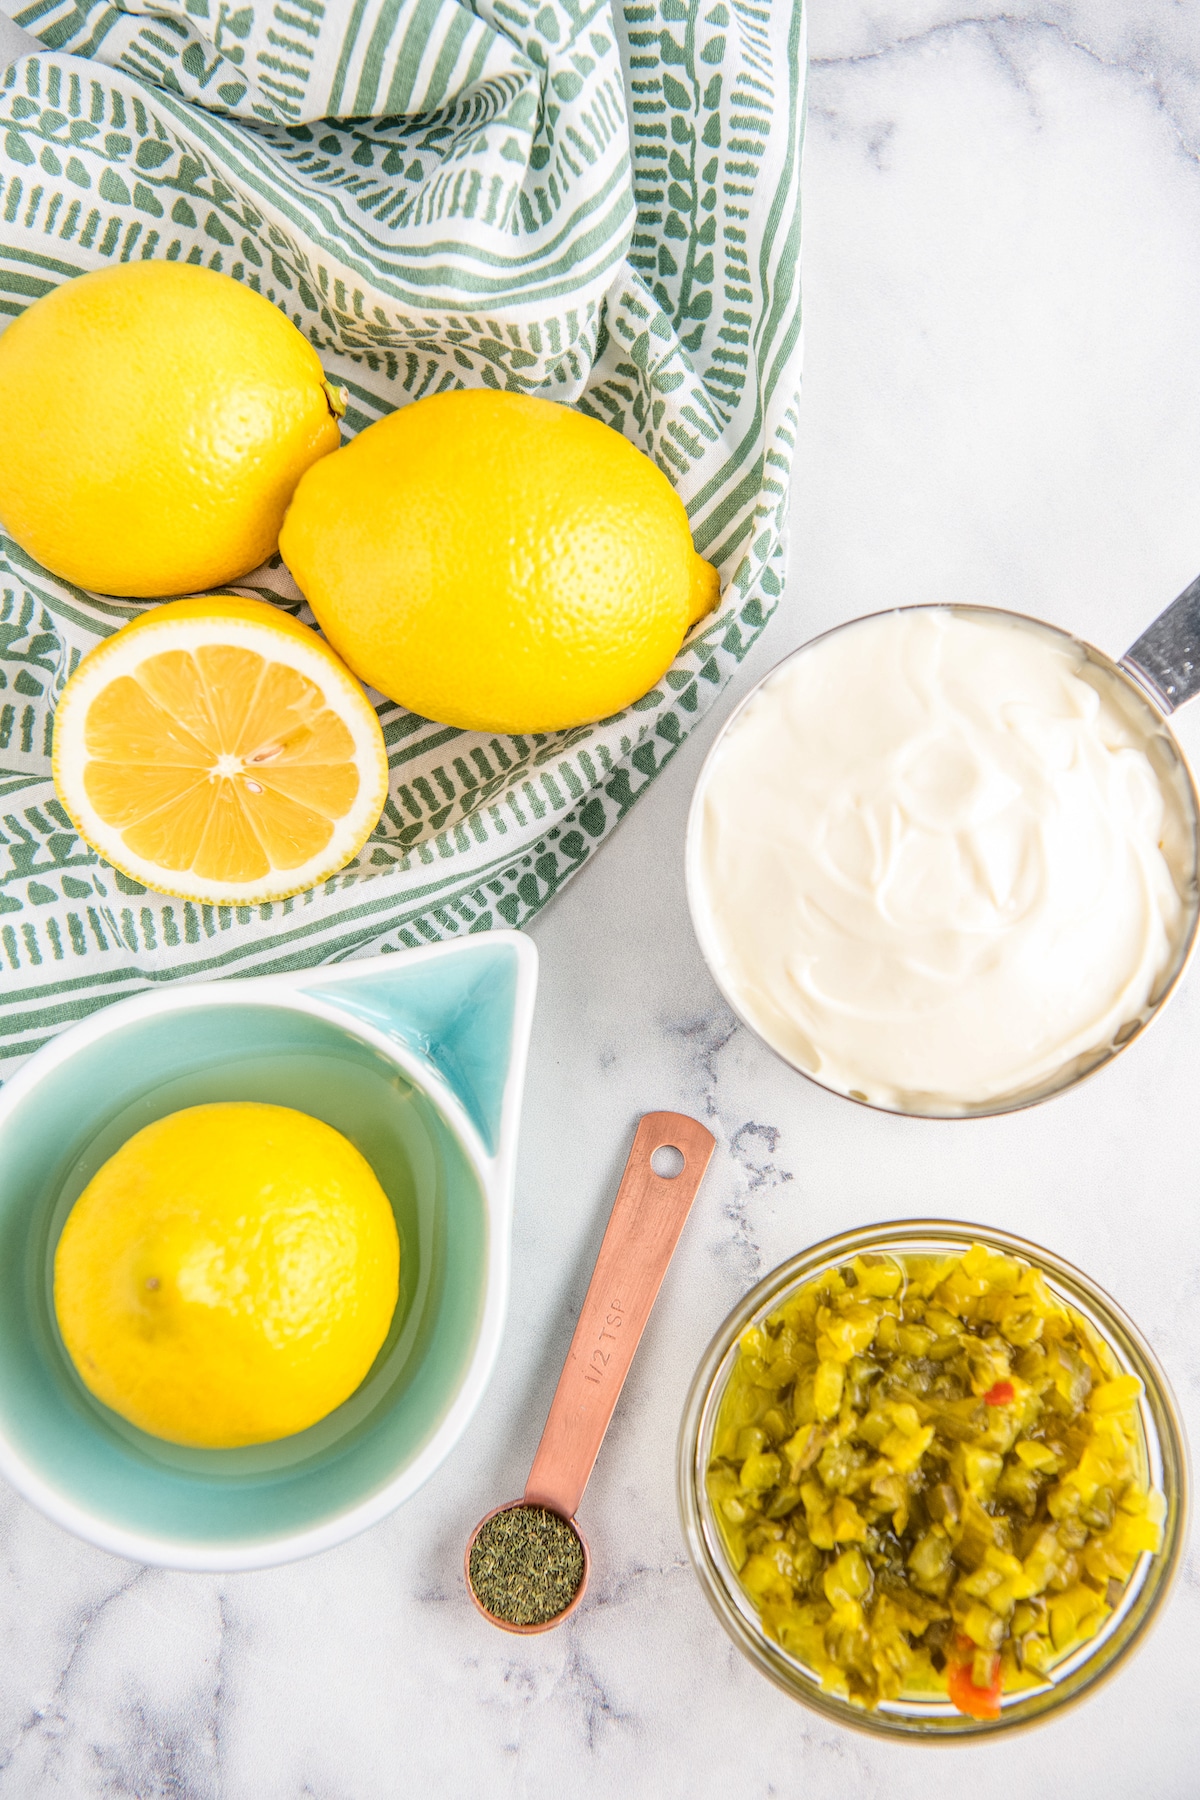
left=707, top=1244, right=1164, bottom=1716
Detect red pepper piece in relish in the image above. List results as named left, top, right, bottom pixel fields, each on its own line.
left=947, top=1640, right=1002, bottom=1720
left=983, top=1379, right=1015, bottom=1406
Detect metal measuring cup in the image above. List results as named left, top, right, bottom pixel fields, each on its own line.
left=465, top=1112, right=715, bottom=1633
left=685, top=577, right=1200, bottom=1120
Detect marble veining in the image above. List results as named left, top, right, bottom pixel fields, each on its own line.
left=2, top=0, right=1200, bottom=1794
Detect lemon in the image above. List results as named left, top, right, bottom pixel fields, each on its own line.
left=278, top=389, right=720, bottom=733
left=54, top=1103, right=400, bottom=1448
left=0, top=263, right=344, bottom=598
left=52, top=595, right=389, bottom=904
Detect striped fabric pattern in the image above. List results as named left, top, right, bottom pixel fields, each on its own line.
left=0, top=0, right=805, bottom=1074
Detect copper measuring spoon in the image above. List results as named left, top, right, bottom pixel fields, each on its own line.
left=465, top=1110, right=715, bottom=1633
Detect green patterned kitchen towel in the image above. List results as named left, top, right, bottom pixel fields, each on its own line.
left=0, top=0, right=804, bottom=1072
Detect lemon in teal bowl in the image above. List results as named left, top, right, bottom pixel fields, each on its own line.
left=0, top=937, right=535, bottom=1569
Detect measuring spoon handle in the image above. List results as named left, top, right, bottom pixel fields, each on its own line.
left=524, top=1111, right=715, bottom=1522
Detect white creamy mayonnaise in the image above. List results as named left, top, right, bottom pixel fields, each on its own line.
left=691, top=609, right=1194, bottom=1112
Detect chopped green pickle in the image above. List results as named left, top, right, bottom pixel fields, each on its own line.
left=707, top=1246, right=1165, bottom=1717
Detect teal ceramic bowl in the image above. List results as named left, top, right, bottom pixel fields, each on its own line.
left=0, top=934, right=536, bottom=1570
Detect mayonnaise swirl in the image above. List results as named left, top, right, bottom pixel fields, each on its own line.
left=692, top=609, right=1194, bottom=1112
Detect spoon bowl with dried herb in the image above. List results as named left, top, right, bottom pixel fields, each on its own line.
left=465, top=1502, right=589, bottom=1632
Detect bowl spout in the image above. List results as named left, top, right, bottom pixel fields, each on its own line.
left=300, top=933, right=538, bottom=1162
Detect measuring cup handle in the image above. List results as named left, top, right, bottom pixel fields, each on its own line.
left=523, top=1111, right=715, bottom=1522
left=1122, top=572, right=1200, bottom=714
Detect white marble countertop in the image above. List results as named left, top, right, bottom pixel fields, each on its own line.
left=3, top=2, right=1200, bottom=1794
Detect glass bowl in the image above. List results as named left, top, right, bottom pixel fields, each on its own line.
left=677, top=1221, right=1189, bottom=1739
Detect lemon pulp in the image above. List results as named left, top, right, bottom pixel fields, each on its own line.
left=51, top=596, right=389, bottom=904
left=53, top=1102, right=401, bottom=1448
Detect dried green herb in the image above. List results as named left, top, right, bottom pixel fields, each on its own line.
left=469, top=1504, right=585, bottom=1626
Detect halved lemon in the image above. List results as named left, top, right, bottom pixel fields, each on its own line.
left=53, top=596, right=389, bottom=904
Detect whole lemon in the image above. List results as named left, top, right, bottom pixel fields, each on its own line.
left=0, top=264, right=344, bottom=598
left=278, top=389, right=720, bottom=733
left=53, top=1102, right=400, bottom=1448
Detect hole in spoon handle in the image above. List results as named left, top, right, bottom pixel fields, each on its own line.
left=523, top=1111, right=716, bottom=1522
